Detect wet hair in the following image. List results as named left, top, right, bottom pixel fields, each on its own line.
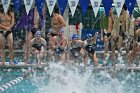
left=0, top=4, right=14, bottom=15
left=122, top=3, right=127, bottom=11
left=0, top=4, right=4, bottom=13
left=8, top=4, right=14, bottom=14
left=54, top=6, right=59, bottom=14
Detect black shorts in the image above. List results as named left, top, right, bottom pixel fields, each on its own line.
left=104, top=32, right=111, bottom=37
left=0, top=31, right=12, bottom=39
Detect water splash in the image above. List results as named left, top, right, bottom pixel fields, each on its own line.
left=0, top=76, right=2, bottom=82
left=30, top=63, right=140, bottom=93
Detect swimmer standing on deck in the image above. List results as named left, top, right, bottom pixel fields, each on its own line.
left=51, top=7, right=66, bottom=36
left=0, top=5, right=15, bottom=65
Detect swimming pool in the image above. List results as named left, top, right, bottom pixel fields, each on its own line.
left=0, top=63, right=140, bottom=93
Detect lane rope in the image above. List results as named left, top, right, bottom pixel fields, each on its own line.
left=0, top=77, right=23, bottom=92
left=0, top=70, right=31, bottom=92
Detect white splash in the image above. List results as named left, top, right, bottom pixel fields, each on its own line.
left=30, top=63, right=139, bottom=93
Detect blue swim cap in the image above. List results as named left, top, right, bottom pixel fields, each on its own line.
left=59, top=27, right=64, bottom=33
left=35, top=31, right=41, bottom=35
left=86, top=33, right=92, bottom=38
left=71, top=34, right=78, bottom=40
left=48, top=28, right=52, bottom=32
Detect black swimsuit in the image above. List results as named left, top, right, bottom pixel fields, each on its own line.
left=31, top=28, right=38, bottom=36
left=85, top=45, right=95, bottom=54
left=70, top=42, right=82, bottom=55
left=55, top=47, right=64, bottom=55
left=0, top=31, right=12, bottom=39
left=55, top=37, right=65, bottom=55
left=50, top=32, right=58, bottom=37
left=104, top=32, right=111, bottom=37
left=32, top=43, right=44, bottom=51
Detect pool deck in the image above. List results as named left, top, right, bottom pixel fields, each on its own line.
left=93, top=66, right=140, bottom=71
left=0, top=63, right=140, bottom=71
left=0, top=64, right=49, bottom=69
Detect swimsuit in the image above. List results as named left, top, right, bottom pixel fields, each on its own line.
left=0, top=31, right=12, bottom=39
left=103, top=29, right=111, bottom=37
left=70, top=47, right=81, bottom=57
left=32, top=43, right=44, bottom=51
left=85, top=44, right=95, bottom=55
left=50, top=32, right=58, bottom=37
left=55, top=46, right=64, bottom=55
left=31, top=28, right=38, bottom=36
left=55, top=37, right=65, bottom=55
left=70, top=42, right=82, bottom=56
left=104, top=33, right=111, bottom=37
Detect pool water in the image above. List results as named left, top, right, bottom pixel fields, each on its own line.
left=1, top=63, right=140, bottom=93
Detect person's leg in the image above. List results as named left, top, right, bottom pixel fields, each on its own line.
left=93, top=53, right=98, bottom=67
left=39, top=47, right=46, bottom=64
left=125, top=41, right=131, bottom=63
left=81, top=50, right=87, bottom=66
left=69, top=51, right=75, bottom=65
left=111, top=37, right=116, bottom=65
left=7, top=33, right=14, bottom=65
left=129, top=52, right=133, bottom=66
left=135, top=53, right=139, bottom=66
left=0, top=34, right=5, bottom=65
left=70, top=50, right=78, bottom=65
left=47, top=49, right=54, bottom=62
left=135, top=29, right=140, bottom=41
left=104, top=36, right=109, bottom=54
left=60, top=52, right=66, bottom=64
left=138, top=43, right=140, bottom=62
left=118, top=35, right=123, bottom=56
left=103, top=36, right=110, bottom=65
left=36, top=53, right=40, bottom=64
left=84, top=54, right=88, bottom=66
left=25, top=31, right=33, bottom=64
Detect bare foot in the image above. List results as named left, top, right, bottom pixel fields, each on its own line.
left=24, top=62, right=29, bottom=66
left=37, top=61, right=41, bottom=66
left=10, top=61, right=14, bottom=66
left=0, top=62, right=5, bottom=66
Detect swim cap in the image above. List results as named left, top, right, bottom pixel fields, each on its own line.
left=35, top=31, right=41, bottom=35
left=48, top=28, right=52, bottom=32
left=59, top=27, right=64, bottom=33
left=71, top=34, right=78, bottom=40
left=86, top=33, right=92, bottom=38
